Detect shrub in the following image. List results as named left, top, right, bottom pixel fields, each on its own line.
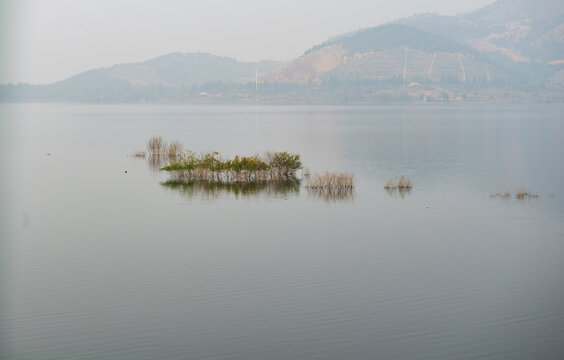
left=266, top=151, right=302, bottom=175
left=161, top=150, right=299, bottom=184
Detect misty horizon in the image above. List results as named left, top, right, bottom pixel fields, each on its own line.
left=1, top=0, right=496, bottom=85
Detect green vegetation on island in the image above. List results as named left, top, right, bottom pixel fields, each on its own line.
left=161, top=150, right=302, bottom=183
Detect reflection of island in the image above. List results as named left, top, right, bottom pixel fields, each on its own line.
left=129, top=155, right=171, bottom=173
left=307, top=188, right=355, bottom=203
left=160, top=180, right=301, bottom=200
left=148, top=156, right=170, bottom=173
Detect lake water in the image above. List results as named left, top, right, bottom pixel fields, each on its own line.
left=1, top=104, right=563, bottom=360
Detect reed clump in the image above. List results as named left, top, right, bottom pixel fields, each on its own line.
left=384, top=179, right=397, bottom=189
left=490, top=192, right=511, bottom=198
left=167, top=141, right=183, bottom=158
left=304, top=171, right=354, bottom=190
left=384, top=176, right=413, bottom=197
left=161, top=150, right=302, bottom=184
left=490, top=189, right=538, bottom=200
left=385, top=176, right=413, bottom=190
left=305, top=172, right=354, bottom=203
left=397, top=176, right=413, bottom=189
left=131, top=150, right=146, bottom=158
left=515, top=188, right=538, bottom=200
left=147, top=136, right=167, bottom=156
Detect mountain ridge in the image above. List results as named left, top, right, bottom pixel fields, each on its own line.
left=2, top=0, right=563, bottom=103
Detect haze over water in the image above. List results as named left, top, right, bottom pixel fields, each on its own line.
left=1, top=103, right=563, bottom=359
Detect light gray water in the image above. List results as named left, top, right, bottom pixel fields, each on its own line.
left=1, top=104, right=563, bottom=360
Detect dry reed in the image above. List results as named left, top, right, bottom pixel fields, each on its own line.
left=385, top=176, right=413, bottom=190
left=167, top=141, right=183, bottom=158
left=131, top=150, right=146, bottom=158
left=490, top=192, right=511, bottom=198
left=490, top=189, right=538, bottom=200
left=304, top=171, right=354, bottom=190
left=515, top=188, right=538, bottom=200
left=384, top=179, right=397, bottom=189
left=147, top=136, right=167, bottom=156
left=397, top=176, right=413, bottom=189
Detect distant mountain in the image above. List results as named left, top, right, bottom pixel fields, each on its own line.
left=103, top=52, right=283, bottom=87
left=0, top=53, right=285, bottom=102
left=2, top=0, right=563, bottom=103
left=269, top=0, right=564, bottom=87
left=266, top=24, right=510, bottom=85
left=398, top=0, right=564, bottom=83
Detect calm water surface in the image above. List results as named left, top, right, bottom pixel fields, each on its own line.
left=1, top=104, right=563, bottom=360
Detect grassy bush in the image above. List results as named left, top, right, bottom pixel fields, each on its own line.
left=161, top=151, right=302, bottom=183
left=266, top=151, right=302, bottom=176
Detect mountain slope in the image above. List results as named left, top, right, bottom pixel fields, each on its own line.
left=2, top=0, right=562, bottom=103
left=1, top=53, right=284, bottom=102
left=269, top=0, right=564, bottom=87
left=106, top=52, right=283, bottom=87
left=398, top=0, right=564, bottom=82
left=267, top=24, right=509, bottom=85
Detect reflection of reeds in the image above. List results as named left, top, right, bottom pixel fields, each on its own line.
left=304, top=171, right=354, bottom=190
left=148, top=156, right=168, bottom=172
left=307, top=188, right=354, bottom=203
left=161, top=179, right=300, bottom=199
left=385, top=186, right=412, bottom=198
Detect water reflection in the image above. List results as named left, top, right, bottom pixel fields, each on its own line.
left=147, top=156, right=176, bottom=173
left=384, top=187, right=412, bottom=198
left=307, top=188, right=355, bottom=203
left=160, top=179, right=301, bottom=200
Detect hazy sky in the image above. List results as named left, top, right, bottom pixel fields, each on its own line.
left=0, top=0, right=495, bottom=84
